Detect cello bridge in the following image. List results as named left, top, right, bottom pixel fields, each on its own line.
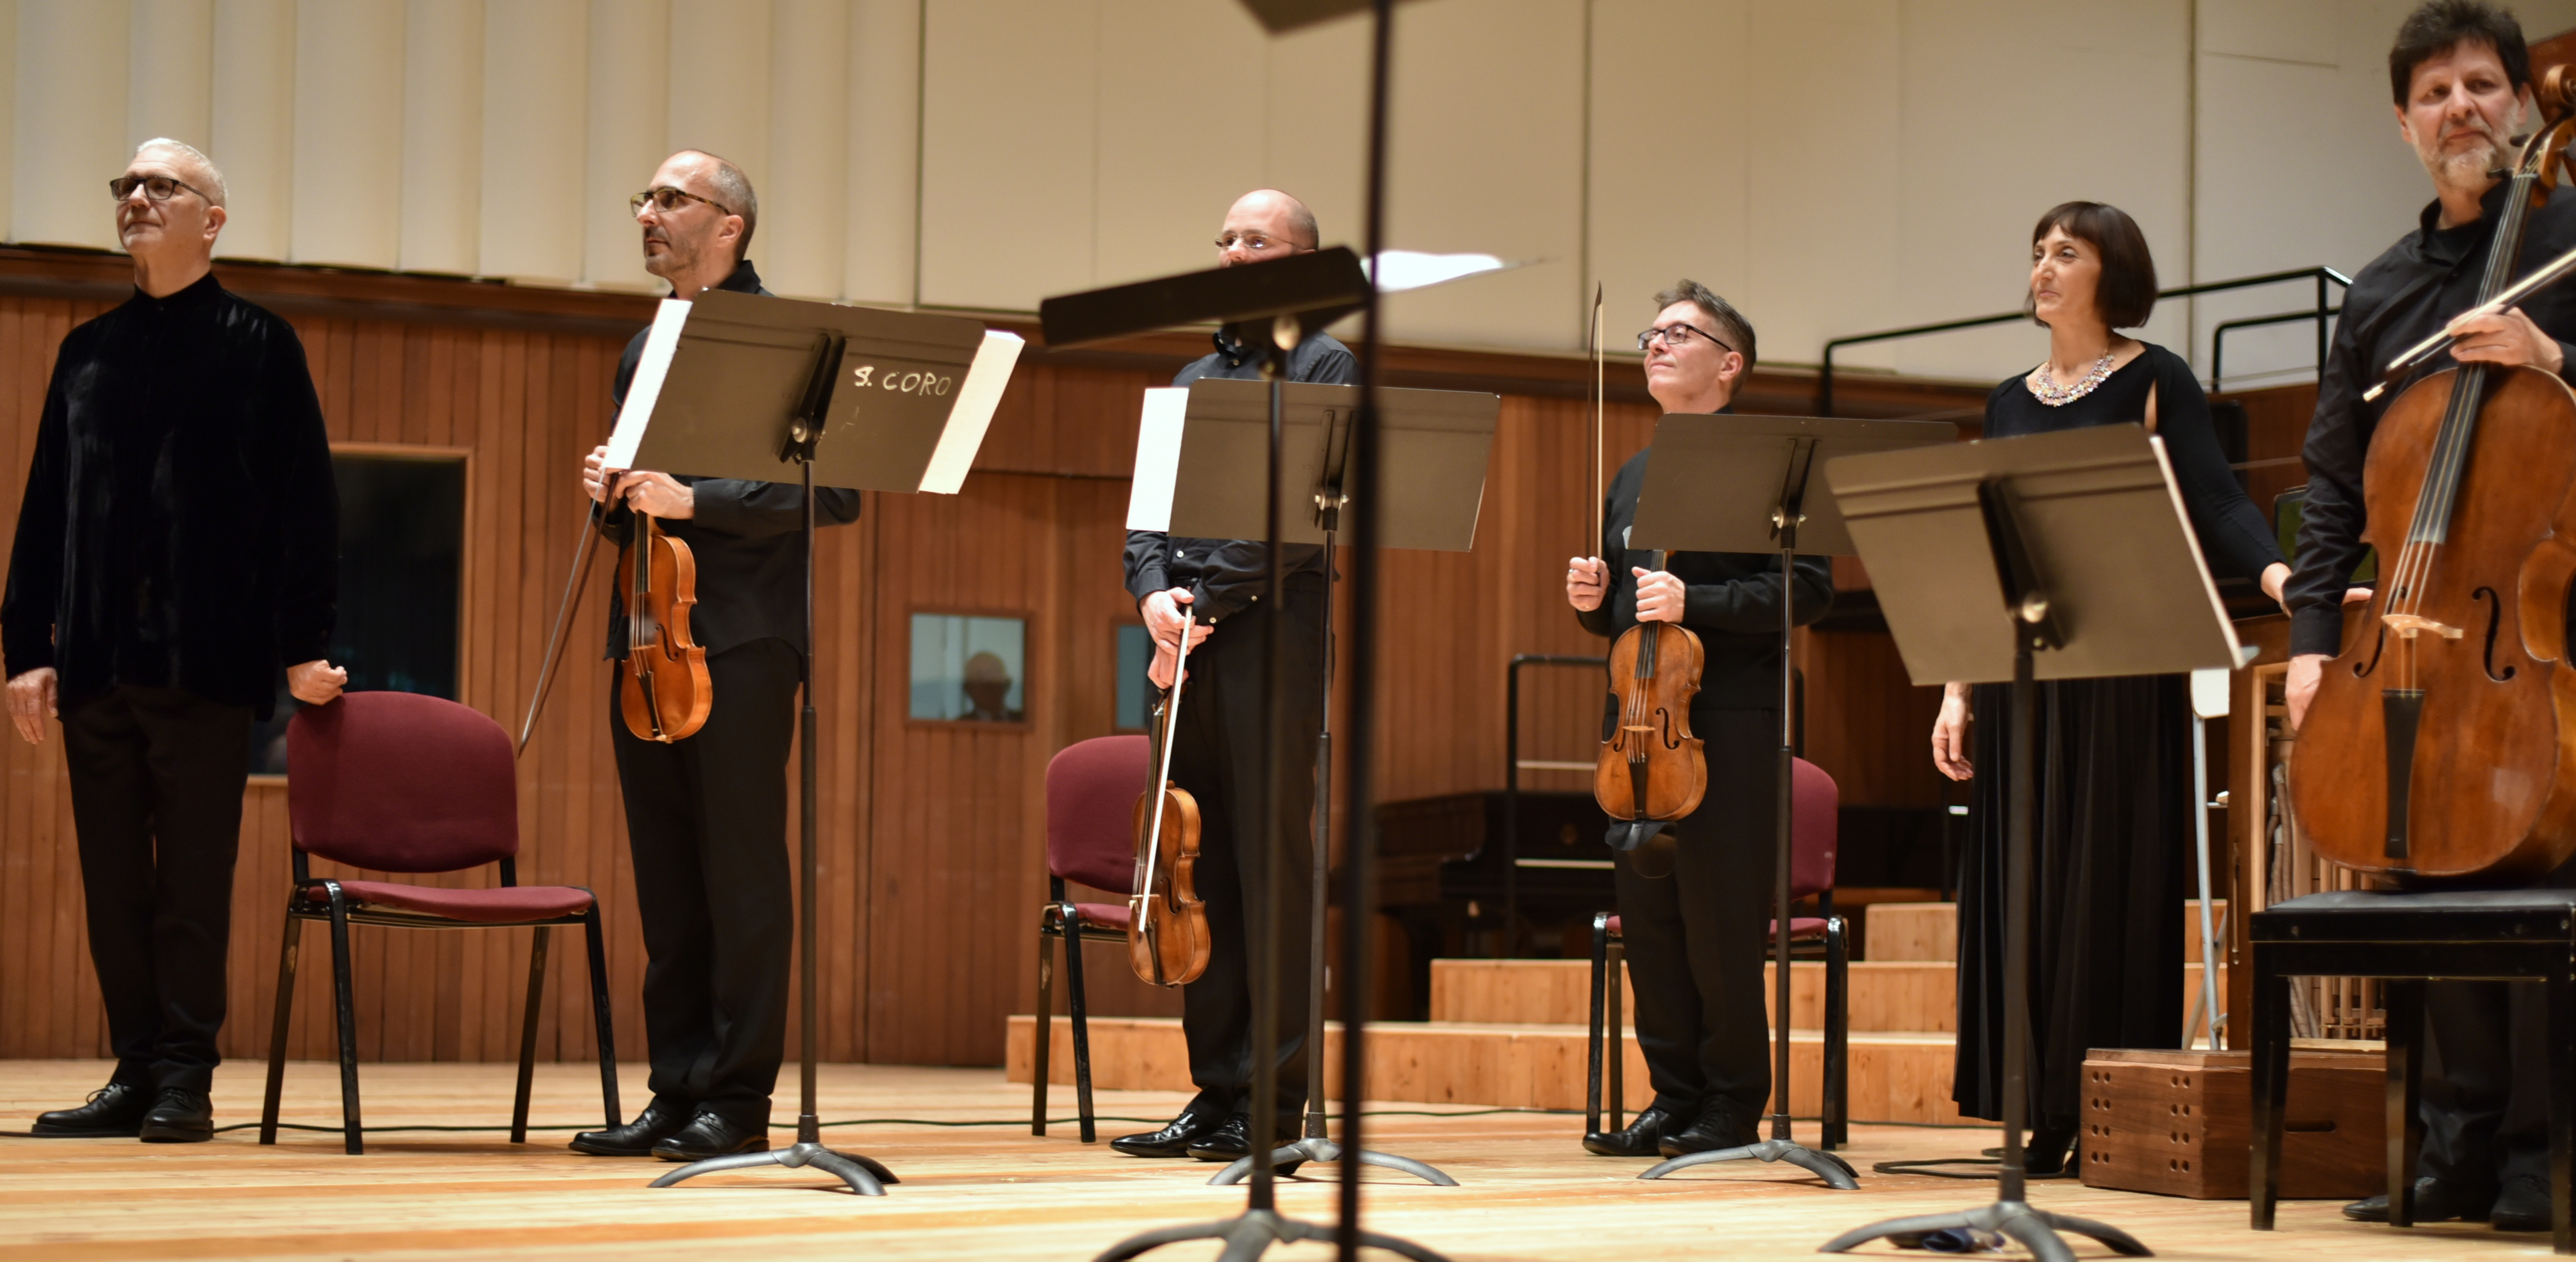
left=2382, top=613, right=2465, bottom=640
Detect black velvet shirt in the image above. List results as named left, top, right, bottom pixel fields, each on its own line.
left=1121, top=328, right=1359, bottom=624
left=2, top=272, right=337, bottom=718
left=2289, top=180, right=2576, bottom=658
left=601, top=259, right=861, bottom=659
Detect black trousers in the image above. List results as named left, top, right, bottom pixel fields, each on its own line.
left=610, top=637, right=800, bottom=1128
left=1168, top=588, right=1325, bottom=1130
left=2418, top=979, right=2552, bottom=1190
left=63, top=685, right=253, bottom=1094
left=1613, top=708, right=1780, bottom=1126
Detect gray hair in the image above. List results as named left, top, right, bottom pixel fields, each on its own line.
left=1652, top=279, right=1756, bottom=369
left=676, top=149, right=758, bottom=259
left=133, top=138, right=227, bottom=207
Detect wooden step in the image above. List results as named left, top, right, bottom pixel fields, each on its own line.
left=1863, top=900, right=2227, bottom=964
left=1004, top=1015, right=1974, bottom=1124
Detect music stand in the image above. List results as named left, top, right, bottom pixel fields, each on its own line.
left=1819, top=423, right=2248, bottom=1261
left=1129, top=377, right=1493, bottom=1190
left=602, top=289, right=1023, bottom=1195
left=1619, top=413, right=1953, bottom=1188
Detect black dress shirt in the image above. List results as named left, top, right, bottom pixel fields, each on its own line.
left=2289, top=180, right=2576, bottom=657
left=602, top=259, right=862, bottom=658
left=2, top=272, right=336, bottom=718
left=1576, top=442, right=1835, bottom=711
left=1121, top=328, right=1360, bottom=623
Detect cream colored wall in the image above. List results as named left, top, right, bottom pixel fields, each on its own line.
left=7, top=0, right=2572, bottom=380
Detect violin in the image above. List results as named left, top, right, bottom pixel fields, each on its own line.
left=617, top=511, right=713, bottom=743
left=2289, top=73, right=2576, bottom=879
left=1595, top=548, right=1709, bottom=845
left=1128, top=606, right=1211, bottom=987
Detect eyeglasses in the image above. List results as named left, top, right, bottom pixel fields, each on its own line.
left=1637, top=323, right=1736, bottom=355
left=630, top=187, right=732, bottom=217
left=107, top=174, right=209, bottom=205
left=1215, top=232, right=1312, bottom=255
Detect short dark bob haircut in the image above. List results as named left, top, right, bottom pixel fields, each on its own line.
left=2389, top=0, right=2528, bottom=106
left=2027, top=202, right=2158, bottom=331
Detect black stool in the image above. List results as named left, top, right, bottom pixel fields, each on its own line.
left=2249, top=888, right=2576, bottom=1253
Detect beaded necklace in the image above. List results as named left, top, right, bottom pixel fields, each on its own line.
left=2025, top=350, right=2118, bottom=407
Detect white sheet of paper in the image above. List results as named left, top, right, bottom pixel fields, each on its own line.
left=918, top=330, right=1026, bottom=494
left=602, top=299, right=692, bottom=470
left=1125, top=388, right=1190, bottom=532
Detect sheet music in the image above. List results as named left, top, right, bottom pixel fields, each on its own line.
left=602, top=298, right=692, bottom=470
left=1125, top=388, right=1189, bottom=532
left=918, top=330, right=1026, bottom=494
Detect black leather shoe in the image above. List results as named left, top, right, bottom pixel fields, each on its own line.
left=1187, top=1114, right=1252, bottom=1161
left=1583, top=1106, right=1676, bottom=1157
left=1109, top=1110, right=1219, bottom=1158
left=569, top=1103, right=694, bottom=1157
left=1657, top=1105, right=1757, bottom=1160
left=650, top=1112, right=770, bottom=1162
left=32, top=1083, right=152, bottom=1137
left=137, top=1088, right=213, bottom=1143
left=2493, top=1175, right=2550, bottom=1232
left=2342, top=1176, right=2497, bottom=1223
left=2024, top=1124, right=2077, bottom=1176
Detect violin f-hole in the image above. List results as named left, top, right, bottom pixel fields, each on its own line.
left=2355, top=621, right=2389, bottom=679
left=1657, top=706, right=1682, bottom=749
left=2477, top=586, right=2518, bottom=682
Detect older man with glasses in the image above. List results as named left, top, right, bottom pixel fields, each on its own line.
left=570, top=149, right=861, bottom=1164
left=1562, top=280, right=1833, bottom=1161
left=5, top=138, right=343, bottom=1143
left=1111, top=188, right=1357, bottom=1165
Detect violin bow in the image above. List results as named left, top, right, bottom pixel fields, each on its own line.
left=1590, top=283, right=1605, bottom=560
left=516, top=499, right=606, bottom=756
left=1136, top=605, right=1199, bottom=939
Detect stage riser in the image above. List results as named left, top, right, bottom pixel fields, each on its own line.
left=1003, top=1015, right=1973, bottom=1124
left=1865, top=899, right=2225, bottom=965
left=1427, top=958, right=2224, bottom=1034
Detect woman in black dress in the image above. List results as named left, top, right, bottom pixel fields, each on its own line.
left=1927, top=202, right=2290, bottom=1172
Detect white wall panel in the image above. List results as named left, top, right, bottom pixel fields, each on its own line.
left=666, top=0, right=769, bottom=194
left=14, top=0, right=129, bottom=249
left=211, top=0, right=294, bottom=260
left=400, top=0, right=481, bottom=276
left=0, top=0, right=15, bottom=242
left=1587, top=0, right=1748, bottom=349
left=582, top=0, right=665, bottom=291
left=128, top=0, right=214, bottom=154
left=480, top=0, right=586, bottom=283
left=762, top=0, right=847, bottom=299
left=844, top=0, right=917, bottom=306
left=1259, top=12, right=1365, bottom=255
left=1091, top=0, right=1267, bottom=287
left=1742, top=0, right=1897, bottom=373
left=292, top=0, right=403, bottom=269
left=917, top=0, right=1096, bottom=311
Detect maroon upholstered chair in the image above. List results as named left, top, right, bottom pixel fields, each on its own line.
left=1586, top=756, right=1850, bottom=1148
left=1032, top=735, right=1149, bottom=1143
left=255, top=692, right=619, bottom=1155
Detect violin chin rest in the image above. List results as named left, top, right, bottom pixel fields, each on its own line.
left=1605, top=821, right=1677, bottom=879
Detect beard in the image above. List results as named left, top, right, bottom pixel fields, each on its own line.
left=2418, top=103, right=2525, bottom=189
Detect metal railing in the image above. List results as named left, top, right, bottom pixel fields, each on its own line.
left=1501, top=653, right=1607, bottom=959
left=1816, top=265, right=2354, bottom=415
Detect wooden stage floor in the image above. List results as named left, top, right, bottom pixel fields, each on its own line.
left=0, top=1059, right=2548, bottom=1261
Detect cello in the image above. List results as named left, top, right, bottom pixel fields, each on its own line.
left=2289, top=76, right=2576, bottom=879
left=616, top=510, right=714, bottom=743
left=1128, top=605, right=1212, bottom=986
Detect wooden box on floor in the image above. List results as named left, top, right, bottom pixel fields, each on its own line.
left=2079, top=1046, right=2381, bottom=1200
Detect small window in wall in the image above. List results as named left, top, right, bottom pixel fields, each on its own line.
left=249, top=450, right=467, bottom=776
left=1115, top=624, right=1153, bottom=731
left=910, top=613, right=1027, bottom=723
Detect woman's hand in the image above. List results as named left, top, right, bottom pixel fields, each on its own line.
left=1634, top=568, right=1686, bottom=624
left=1932, top=681, right=1974, bottom=781
left=1567, top=557, right=1607, bottom=611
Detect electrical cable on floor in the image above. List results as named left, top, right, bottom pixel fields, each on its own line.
left=1, top=1105, right=1610, bottom=1139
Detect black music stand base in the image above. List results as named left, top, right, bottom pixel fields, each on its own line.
left=1210, top=1136, right=1460, bottom=1187
left=1097, top=1207, right=1447, bottom=1262
left=649, top=1141, right=897, bottom=1196
left=1821, top=1200, right=2147, bottom=1262
left=1640, top=1136, right=1857, bottom=1187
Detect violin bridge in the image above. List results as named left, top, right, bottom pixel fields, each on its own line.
left=2382, top=613, right=2464, bottom=640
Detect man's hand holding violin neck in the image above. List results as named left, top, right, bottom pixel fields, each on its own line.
left=581, top=443, right=695, bottom=518
left=1632, top=568, right=1687, bottom=624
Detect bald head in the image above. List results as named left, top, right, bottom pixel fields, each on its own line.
left=1216, top=189, right=1320, bottom=266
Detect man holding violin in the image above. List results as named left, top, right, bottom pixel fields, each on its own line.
left=1111, top=189, right=1356, bottom=1164
left=569, top=150, right=859, bottom=1164
left=1563, top=281, right=1831, bottom=1160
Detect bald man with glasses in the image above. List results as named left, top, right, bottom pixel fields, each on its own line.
left=6, top=139, right=342, bottom=1143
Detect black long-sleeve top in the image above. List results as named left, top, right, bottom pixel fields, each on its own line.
left=601, top=259, right=861, bottom=659
left=1576, top=444, right=1835, bottom=711
left=2, top=273, right=336, bottom=719
left=1121, top=328, right=1358, bottom=624
left=2289, top=181, right=2576, bottom=657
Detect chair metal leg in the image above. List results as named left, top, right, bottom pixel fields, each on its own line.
left=324, top=885, right=364, bottom=1156
left=1607, top=937, right=1626, bottom=1131
left=1824, top=916, right=1850, bottom=1150
left=2549, top=969, right=2575, bottom=1255
left=1033, top=908, right=1057, bottom=1137
left=581, top=906, right=620, bottom=1128
left=1586, top=912, right=1609, bottom=1135
left=260, top=906, right=302, bottom=1145
left=2385, top=979, right=2427, bottom=1228
left=512, top=925, right=552, bottom=1144
left=1066, top=915, right=1099, bottom=1144
left=2248, top=952, right=2291, bottom=1229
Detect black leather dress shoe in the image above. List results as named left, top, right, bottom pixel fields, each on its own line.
left=1109, top=1110, right=1219, bottom=1158
left=569, top=1103, right=694, bottom=1157
left=1187, top=1114, right=1252, bottom=1161
left=2342, top=1175, right=2498, bottom=1223
left=651, top=1112, right=770, bottom=1162
left=32, top=1083, right=152, bottom=1137
left=1583, top=1106, right=1676, bottom=1157
left=1657, top=1106, right=1757, bottom=1160
left=2492, top=1175, right=2550, bottom=1232
left=137, top=1088, right=214, bottom=1143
